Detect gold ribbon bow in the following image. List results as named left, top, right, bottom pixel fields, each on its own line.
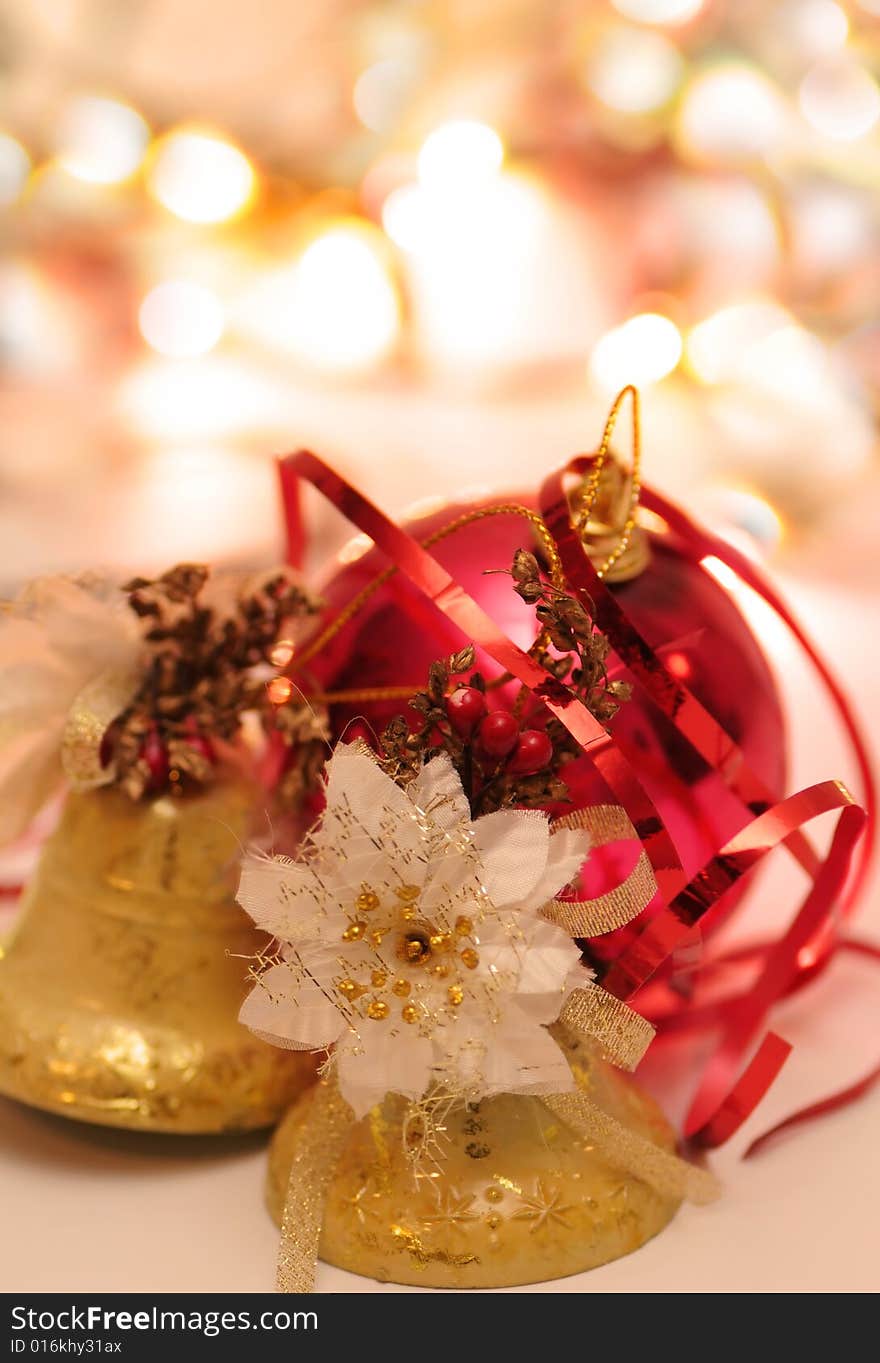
left=60, top=667, right=140, bottom=789
left=543, top=804, right=659, bottom=938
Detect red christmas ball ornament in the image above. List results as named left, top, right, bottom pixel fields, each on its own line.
left=509, top=729, right=553, bottom=774
left=446, top=686, right=487, bottom=735
left=309, top=492, right=785, bottom=898
left=478, top=711, right=520, bottom=758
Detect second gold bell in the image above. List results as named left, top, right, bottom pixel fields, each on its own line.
left=0, top=781, right=315, bottom=1132
left=0, top=561, right=325, bottom=1133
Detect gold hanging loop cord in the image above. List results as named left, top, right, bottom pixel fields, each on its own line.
left=573, top=384, right=644, bottom=582
left=290, top=502, right=565, bottom=675
left=287, top=387, right=644, bottom=706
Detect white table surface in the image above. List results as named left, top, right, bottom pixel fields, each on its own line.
left=1, top=506, right=879, bottom=1295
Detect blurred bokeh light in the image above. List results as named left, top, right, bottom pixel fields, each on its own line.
left=0, top=0, right=878, bottom=581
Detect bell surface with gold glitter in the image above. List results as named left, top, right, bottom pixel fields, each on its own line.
left=0, top=781, right=315, bottom=1132
left=266, top=1033, right=680, bottom=1289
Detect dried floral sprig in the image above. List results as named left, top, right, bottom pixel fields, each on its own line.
left=107, top=563, right=322, bottom=800
left=509, top=548, right=631, bottom=723
left=377, top=549, right=629, bottom=818
left=379, top=645, right=569, bottom=817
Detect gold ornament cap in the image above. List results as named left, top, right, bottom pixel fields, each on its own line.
left=572, top=454, right=650, bottom=584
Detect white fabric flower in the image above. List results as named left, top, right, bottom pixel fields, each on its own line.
left=238, top=743, right=592, bottom=1118
left=0, top=575, right=141, bottom=845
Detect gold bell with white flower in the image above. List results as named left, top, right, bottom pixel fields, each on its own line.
left=236, top=734, right=716, bottom=1291
left=266, top=1032, right=695, bottom=1289
left=0, top=564, right=327, bottom=1132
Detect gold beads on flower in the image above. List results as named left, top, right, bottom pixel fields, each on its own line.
left=337, top=978, right=366, bottom=1002
left=367, top=998, right=390, bottom=1021
left=447, top=984, right=463, bottom=1007
left=392, top=978, right=410, bottom=997
left=371, top=970, right=387, bottom=989
left=342, top=920, right=367, bottom=942
left=460, top=948, right=480, bottom=970
left=455, top=916, right=473, bottom=937
left=429, top=932, right=453, bottom=954
left=357, top=889, right=380, bottom=913
left=401, top=1004, right=419, bottom=1025
left=395, top=884, right=420, bottom=921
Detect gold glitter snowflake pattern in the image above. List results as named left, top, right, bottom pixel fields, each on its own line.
left=512, top=1179, right=576, bottom=1233
left=343, top=1183, right=384, bottom=1227
left=422, top=1189, right=479, bottom=1228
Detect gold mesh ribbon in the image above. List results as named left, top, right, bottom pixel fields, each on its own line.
left=559, top=985, right=655, bottom=1072
left=60, top=667, right=139, bottom=788
left=540, top=1091, right=719, bottom=1206
left=276, top=1075, right=354, bottom=1294
left=543, top=805, right=658, bottom=938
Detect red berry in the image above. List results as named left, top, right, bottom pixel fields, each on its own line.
left=142, top=727, right=169, bottom=790
left=446, top=686, right=487, bottom=735
left=98, top=730, right=115, bottom=769
left=478, top=711, right=520, bottom=758
left=509, top=729, right=553, bottom=775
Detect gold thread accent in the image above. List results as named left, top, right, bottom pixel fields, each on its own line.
left=558, top=985, right=655, bottom=1072
left=276, top=1075, right=354, bottom=1293
left=292, top=503, right=565, bottom=670
left=310, top=686, right=427, bottom=705
left=540, top=1091, right=718, bottom=1206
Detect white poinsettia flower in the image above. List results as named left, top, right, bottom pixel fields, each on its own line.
left=238, top=742, right=593, bottom=1118
left=0, top=575, right=141, bottom=845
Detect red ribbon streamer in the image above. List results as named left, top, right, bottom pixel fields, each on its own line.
left=743, top=1060, right=880, bottom=1159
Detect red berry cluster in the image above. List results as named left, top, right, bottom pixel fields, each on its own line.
left=446, top=686, right=553, bottom=775
left=133, top=725, right=215, bottom=793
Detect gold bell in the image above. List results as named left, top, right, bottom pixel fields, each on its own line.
left=0, top=780, right=315, bottom=1132
left=266, top=1033, right=680, bottom=1289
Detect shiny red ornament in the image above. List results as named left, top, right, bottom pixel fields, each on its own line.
left=309, top=495, right=786, bottom=912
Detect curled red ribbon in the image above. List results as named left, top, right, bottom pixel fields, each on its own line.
left=278, top=449, right=872, bottom=1153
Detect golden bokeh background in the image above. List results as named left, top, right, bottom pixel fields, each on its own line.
left=1, top=0, right=878, bottom=578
